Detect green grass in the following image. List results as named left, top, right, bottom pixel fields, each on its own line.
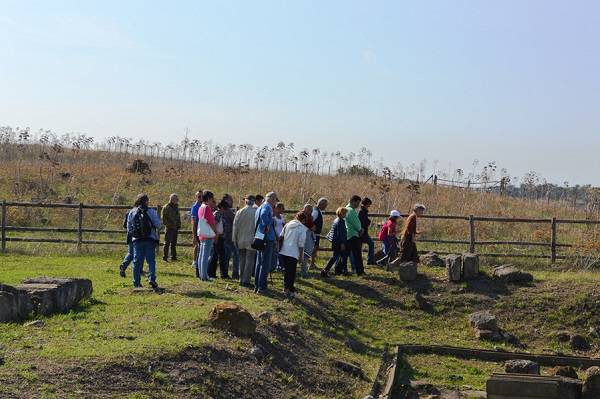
left=0, top=252, right=597, bottom=397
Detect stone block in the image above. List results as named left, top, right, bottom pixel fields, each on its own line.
left=18, top=277, right=93, bottom=315
left=0, top=284, right=32, bottom=322
left=446, top=255, right=462, bottom=282
left=469, top=311, right=498, bottom=331
left=487, top=373, right=582, bottom=399
left=398, top=261, right=417, bottom=281
left=462, top=253, right=479, bottom=280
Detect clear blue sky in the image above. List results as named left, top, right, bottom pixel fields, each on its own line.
left=1, top=1, right=599, bottom=185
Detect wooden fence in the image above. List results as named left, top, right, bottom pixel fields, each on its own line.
left=2, top=200, right=600, bottom=263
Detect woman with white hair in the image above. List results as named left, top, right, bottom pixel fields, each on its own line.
left=399, top=204, right=426, bottom=263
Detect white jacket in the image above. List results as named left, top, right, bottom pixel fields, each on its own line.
left=279, top=219, right=308, bottom=260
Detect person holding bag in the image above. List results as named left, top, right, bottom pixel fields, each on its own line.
left=196, top=191, right=218, bottom=281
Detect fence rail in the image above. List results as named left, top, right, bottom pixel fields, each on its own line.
left=1, top=200, right=600, bottom=263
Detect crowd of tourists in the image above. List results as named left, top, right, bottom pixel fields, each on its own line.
left=119, top=191, right=426, bottom=296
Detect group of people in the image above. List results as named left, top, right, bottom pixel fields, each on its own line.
left=118, top=190, right=426, bottom=297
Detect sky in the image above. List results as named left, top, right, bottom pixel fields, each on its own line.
left=1, top=1, right=599, bottom=185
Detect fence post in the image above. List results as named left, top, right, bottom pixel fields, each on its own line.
left=550, top=217, right=557, bottom=264
left=1, top=200, right=6, bottom=253
left=469, top=215, right=476, bottom=253
left=77, top=202, right=84, bottom=252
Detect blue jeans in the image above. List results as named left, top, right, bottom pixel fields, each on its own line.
left=255, top=240, right=275, bottom=291
left=197, top=238, right=214, bottom=281
left=121, top=241, right=134, bottom=269
left=132, top=239, right=157, bottom=286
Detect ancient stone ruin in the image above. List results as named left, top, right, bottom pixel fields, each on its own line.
left=0, top=277, right=93, bottom=322
left=446, top=253, right=480, bottom=282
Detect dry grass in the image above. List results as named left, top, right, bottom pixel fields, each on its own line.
left=0, top=152, right=599, bottom=263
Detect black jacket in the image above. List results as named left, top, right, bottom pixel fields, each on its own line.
left=358, top=206, right=371, bottom=241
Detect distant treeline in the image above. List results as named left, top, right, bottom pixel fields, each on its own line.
left=1, top=125, right=598, bottom=213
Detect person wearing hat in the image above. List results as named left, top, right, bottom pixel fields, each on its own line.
left=232, top=195, right=257, bottom=287
left=399, top=204, right=426, bottom=263
left=376, top=210, right=401, bottom=266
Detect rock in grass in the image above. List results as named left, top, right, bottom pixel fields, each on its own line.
left=332, top=359, right=367, bottom=380
left=421, top=252, right=445, bottom=267
left=550, top=366, right=579, bottom=379
left=582, top=366, right=600, bottom=399
left=491, top=265, right=533, bottom=284
left=476, top=329, right=502, bottom=342
left=468, top=311, right=498, bottom=331
left=556, top=330, right=572, bottom=342
left=250, top=345, right=266, bottom=360
left=344, top=337, right=367, bottom=354
left=208, top=302, right=256, bottom=336
left=570, top=334, right=591, bottom=351
left=398, top=261, right=417, bottom=281
left=505, top=359, right=540, bottom=375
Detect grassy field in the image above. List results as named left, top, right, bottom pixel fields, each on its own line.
left=0, top=252, right=598, bottom=398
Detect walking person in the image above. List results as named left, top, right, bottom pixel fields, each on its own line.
left=232, top=195, right=257, bottom=287
left=279, top=212, right=308, bottom=298
left=190, top=190, right=203, bottom=271
left=311, top=197, right=328, bottom=269
left=254, top=192, right=278, bottom=294
left=345, top=195, right=365, bottom=276
left=197, top=191, right=218, bottom=281
left=358, top=197, right=376, bottom=265
left=321, top=207, right=348, bottom=277
left=126, top=194, right=162, bottom=290
left=399, top=204, right=426, bottom=263
left=161, top=193, right=181, bottom=262
left=376, top=210, right=401, bottom=267
left=119, top=210, right=133, bottom=278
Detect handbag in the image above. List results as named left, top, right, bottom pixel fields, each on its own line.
left=197, top=216, right=216, bottom=239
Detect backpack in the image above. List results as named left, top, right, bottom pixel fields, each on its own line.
left=131, top=207, right=154, bottom=239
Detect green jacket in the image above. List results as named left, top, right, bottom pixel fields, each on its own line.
left=344, top=204, right=362, bottom=239
left=161, top=203, right=181, bottom=230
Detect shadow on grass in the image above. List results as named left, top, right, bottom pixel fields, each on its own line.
left=181, top=290, right=234, bottom=301
left=465, top=274, right=511, bottom=299
left=314, top=276, right=407, bottom=309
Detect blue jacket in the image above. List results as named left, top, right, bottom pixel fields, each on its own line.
left=327, top=217, right=347, bottom=245
left=127, top=206, right=161, bottom=242
left=254, top=203, right=276, bottom=242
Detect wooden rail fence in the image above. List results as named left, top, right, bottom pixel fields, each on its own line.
left=1, top=200, right=600, bottom=263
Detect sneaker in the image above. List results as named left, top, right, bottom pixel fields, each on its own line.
left=192, top=261, right=197, bottom=268
left=149, top=281, right=159, bottom=290
left=171, top=257, right=178, bottom=262
left=162, top=257, right=169, bottom=262
left=320, top=270, right=329, bottom=278
left=119, top=265, right=126, bottom=278
left=133, top=283, right=143, bottom=288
